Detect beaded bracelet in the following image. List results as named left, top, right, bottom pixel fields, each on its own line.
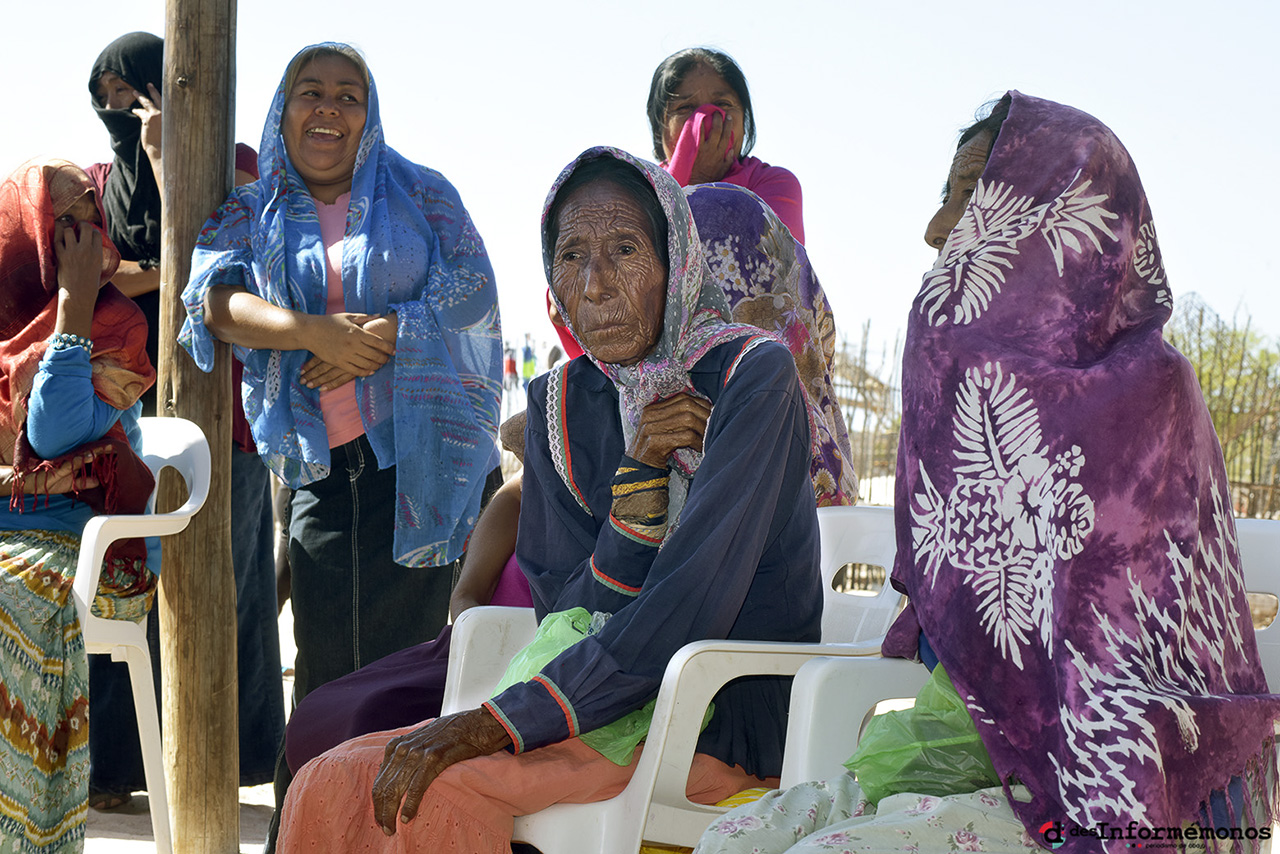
left=49, top=332, right=93, bottom=354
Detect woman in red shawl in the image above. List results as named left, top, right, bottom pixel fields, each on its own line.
left=0, top=157, right=155, bottom=852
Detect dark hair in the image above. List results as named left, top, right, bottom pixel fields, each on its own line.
left=958, top=94, right=1012, bottom=152
left=545, top=156, right=669, bottom=272
left=646, top=48, right=756, bottom=161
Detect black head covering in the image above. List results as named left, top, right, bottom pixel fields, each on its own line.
left=89, top=32, right=163, bottom=265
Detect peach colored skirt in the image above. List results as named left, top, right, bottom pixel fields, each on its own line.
left=278, top=722, right=769, bottom=853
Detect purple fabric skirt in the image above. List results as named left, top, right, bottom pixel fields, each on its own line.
left=284, top=555, right=533, bottom=774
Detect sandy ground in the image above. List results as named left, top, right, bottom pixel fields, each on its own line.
left=84, top=601, right=296, bottom=854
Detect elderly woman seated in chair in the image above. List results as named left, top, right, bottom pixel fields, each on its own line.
left=276, top=147, right=829, bottom=852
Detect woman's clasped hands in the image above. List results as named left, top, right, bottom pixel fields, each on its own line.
left=300, top=311, right=396, bottom=391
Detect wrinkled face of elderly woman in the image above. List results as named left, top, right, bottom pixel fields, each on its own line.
left=551, top=180, right=667, bottom=367
left=282, top=53, right=368, bottom=204
left=923, top=128, right=994, bottom=250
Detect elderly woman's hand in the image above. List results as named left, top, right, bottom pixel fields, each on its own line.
left=627, top=392, right=713, bottom=468
left=371, top=708, right=512, bottom=835
left=688, top=110, right=736, bottom=185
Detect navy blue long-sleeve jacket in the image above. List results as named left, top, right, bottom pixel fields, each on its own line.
left=486, top=337, right=822, bottom=778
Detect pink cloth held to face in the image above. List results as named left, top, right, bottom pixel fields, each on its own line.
left=661, top=105, right=806, bottom=244
left=664, top=104, right=732, bottom=186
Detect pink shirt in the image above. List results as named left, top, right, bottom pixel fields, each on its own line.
left=315, top=193, right=366, bottom=449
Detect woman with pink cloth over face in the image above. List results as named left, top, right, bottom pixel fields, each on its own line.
left=648, top=47, right=805, bottom=244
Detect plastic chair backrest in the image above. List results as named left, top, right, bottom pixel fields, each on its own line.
left=817, top=504, right=900, bottom=643
left=135, top=416, right=211, bottom=512
left=1239, top=518, right=1280, bottom=689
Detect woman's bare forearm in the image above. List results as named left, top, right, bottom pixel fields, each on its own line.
left=204, top=284, right=316, bottom=352
left=450, top=474, right=522, bottom=620
left=111, top=261, right=162, bottom=298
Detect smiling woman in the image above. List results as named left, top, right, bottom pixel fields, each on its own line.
left=178, top=42, right=502, bottom=850
left=281, top=47, right=369, bottom=203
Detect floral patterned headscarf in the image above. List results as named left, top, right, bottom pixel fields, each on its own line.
left=884, top=92, right=1279, bottom=848
left=541, top=147, right=760, bottom=486
left=686, top=182, right=857, bottom=506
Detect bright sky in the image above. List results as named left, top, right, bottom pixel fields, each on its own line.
left=5, top=0, right=1277, bottom=366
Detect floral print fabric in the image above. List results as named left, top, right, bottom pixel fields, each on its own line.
left=695, top=777, right=1035, bottom=854
left=882, top=92, right=1280, bottom=849
left=686, top=183, right=857, bottom=506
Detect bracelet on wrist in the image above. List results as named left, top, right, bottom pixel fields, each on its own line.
left=49, top=332, right=93, bottom=354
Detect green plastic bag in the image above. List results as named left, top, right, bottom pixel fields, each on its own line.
left=491, top=607, right=711, bottom=766
left=843, top=663, right=1000, bottom=805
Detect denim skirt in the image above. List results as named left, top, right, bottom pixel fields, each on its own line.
left=287, top=433, right=455, bottom=704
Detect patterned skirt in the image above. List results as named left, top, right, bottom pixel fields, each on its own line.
left=0, top=529, right=155, bottom=854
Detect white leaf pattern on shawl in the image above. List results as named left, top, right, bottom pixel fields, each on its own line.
left=1133, top=220, right=1172, bottom=308
left=919, top=173, right=1120, bottom=327
left=919, top=180, right=1037, bottom=327
left=912, top=362, right=1095, bottom=668
left=1038, top=173, right=1119, bottom=275
left=1050, top=484, right=1249, bottom=829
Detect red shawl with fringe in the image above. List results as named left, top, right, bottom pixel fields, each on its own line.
left=1, top=158, right=155, bottom=584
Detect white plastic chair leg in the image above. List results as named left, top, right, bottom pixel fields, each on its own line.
left=120, top=641, right=172, bottom=854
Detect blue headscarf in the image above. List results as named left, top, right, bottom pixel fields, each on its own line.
left=180, top=43, right=501, bottom=567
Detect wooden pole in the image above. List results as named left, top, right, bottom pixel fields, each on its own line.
left=159, top=1, right=239, bottom=850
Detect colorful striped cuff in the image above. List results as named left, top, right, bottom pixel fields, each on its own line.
left=591, top=555, right=643, bottom=597
left=531, top=674, right=580, bottom=739
left=483, top=701, right=525, bottom=754
left=609, top=513, right=665, bottom=547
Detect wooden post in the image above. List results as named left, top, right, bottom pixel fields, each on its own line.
left=159, top=1, right=239, bottom=850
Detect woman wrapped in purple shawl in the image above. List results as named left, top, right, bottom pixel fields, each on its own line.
left=696, top=92, right=1280, bottom=854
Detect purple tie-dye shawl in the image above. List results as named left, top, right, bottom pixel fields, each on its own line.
left=882, top=92, right=1280, bottom=848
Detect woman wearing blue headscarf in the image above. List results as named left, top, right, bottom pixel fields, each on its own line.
left=179, top=42, right=502, bottom=838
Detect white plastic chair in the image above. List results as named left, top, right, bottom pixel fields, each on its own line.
left=782, top=516, right=1280, bottom=790
left=1238, top=518, right=1280, bottom=687
left=70, top=416, right=210, bottom=854
left=442, top=504, right=901, bottom=853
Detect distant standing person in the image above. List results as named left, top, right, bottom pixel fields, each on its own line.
left=649, top=47, right=805, bottom=243
left=521, top=333, right=536, bottom=391
left=85, top=30, right=283, bottom=808
left=503, top=345, right=517, bottom=391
